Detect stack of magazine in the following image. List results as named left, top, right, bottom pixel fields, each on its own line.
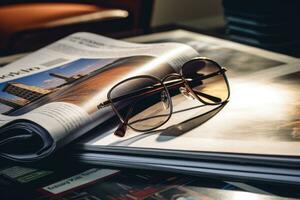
left=0, top=30, right=299, bottom=184
left=222, top=0, right=300, bottom=50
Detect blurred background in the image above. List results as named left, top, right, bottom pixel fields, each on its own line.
left=0, top=0, right=299, bottom=56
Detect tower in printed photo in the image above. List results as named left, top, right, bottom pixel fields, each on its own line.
left=49, top=72, right=84, bottom=84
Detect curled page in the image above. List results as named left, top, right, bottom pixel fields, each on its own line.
left=0, top=32, right=198, bottom=161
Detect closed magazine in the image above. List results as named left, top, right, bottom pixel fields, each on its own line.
left=74, top=30, right=300, bottom=183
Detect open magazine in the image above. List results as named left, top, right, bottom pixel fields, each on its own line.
left=0, top=32, right=198, bottom=161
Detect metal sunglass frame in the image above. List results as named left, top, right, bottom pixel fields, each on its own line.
left=97, top=57, right=230, bottom=137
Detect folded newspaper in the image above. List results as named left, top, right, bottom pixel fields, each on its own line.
left=0, top=32, right=198, bottom=161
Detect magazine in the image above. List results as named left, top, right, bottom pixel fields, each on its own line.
left=0, top=32, right=198, bottom=161
left=73, top=30, right=300, bottom=184
left=1, top=165, right=295, bottom=200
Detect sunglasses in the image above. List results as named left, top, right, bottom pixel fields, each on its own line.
left=97, top=57, right=230, bottom=137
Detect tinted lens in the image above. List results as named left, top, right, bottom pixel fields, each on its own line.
left=181, top=59, right=229, bottom=104
left=163, top=75, right=198, bottom=109
left=109, top=76, right=171, bottom=131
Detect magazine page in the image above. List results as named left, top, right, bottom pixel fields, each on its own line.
left=83, top=30, right=300, bottom=157
left=0, top=32, right=199, bottom=161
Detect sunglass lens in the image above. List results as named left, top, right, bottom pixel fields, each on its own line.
left=109, top=77, right=171, bottom=132
left=181, top=59, right=229, bottom=104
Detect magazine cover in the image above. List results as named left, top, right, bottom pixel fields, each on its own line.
left=1, top=164, right=294, bottom=200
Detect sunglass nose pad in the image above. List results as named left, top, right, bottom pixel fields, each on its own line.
left=179, top=87, right=195, bottom=100
left=160, top=90, right=169, bottom=110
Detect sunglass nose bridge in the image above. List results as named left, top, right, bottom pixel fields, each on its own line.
left=179, top=87, right=195, bottom=100
left=160, top=90, right=170, bottom=110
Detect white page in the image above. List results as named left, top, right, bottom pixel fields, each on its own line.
left=87, top=30, right=300, bottom=156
